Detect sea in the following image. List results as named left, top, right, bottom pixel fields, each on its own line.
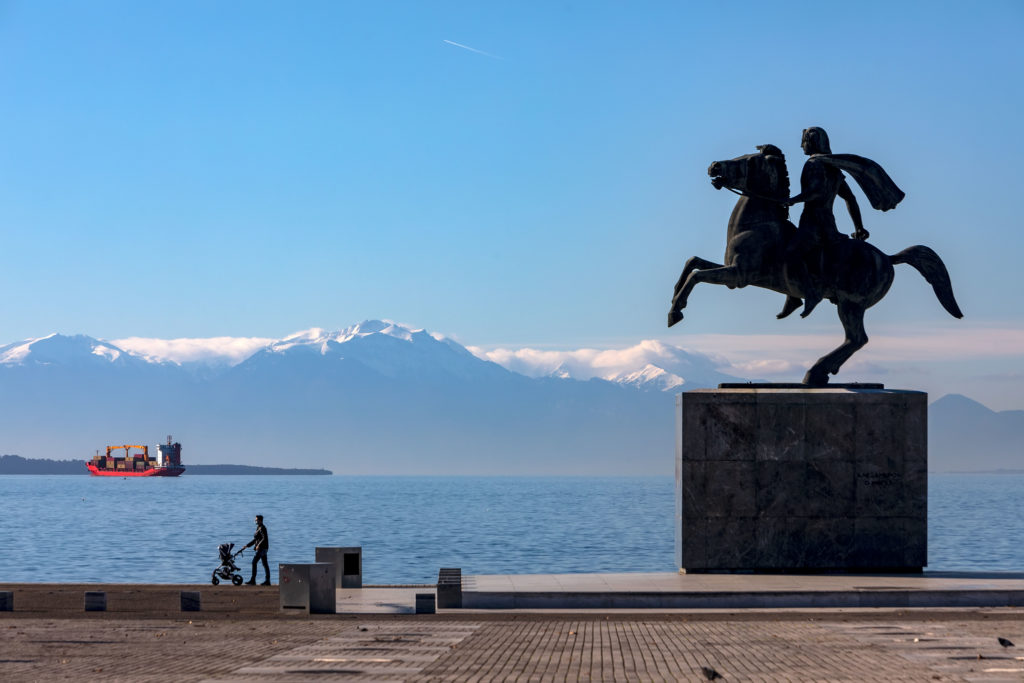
left=1, top=474, right=1021, bottom=584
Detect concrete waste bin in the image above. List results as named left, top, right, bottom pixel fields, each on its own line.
left=279, top=563, right=335, bottom=614
left=315, top=546, right=362, bottom=588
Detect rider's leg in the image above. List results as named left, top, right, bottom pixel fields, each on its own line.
left=797, top=249, right=823, bottom=318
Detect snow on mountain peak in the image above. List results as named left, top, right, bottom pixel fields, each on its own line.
left=338, top=320, right=420, bottom=342
left=608, top=364, right=685, bottom=391
left=267, top=320, right=423, bottom=355
left=91, top=345, right=121, bottom=362
left=547, top=363, right=573, bottom=380
left=471, top=339, right=742, bottom=389
left=0, top=336, right=47, bottom=364
left=0, top=333, right=130, bottom=367
left=272, top=328, right=328, bottom=352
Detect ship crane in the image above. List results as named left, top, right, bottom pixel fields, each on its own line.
left=106, top=444, right=149, bottom=459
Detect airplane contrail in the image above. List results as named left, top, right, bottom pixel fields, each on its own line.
left=443, top=39, right=502, bottom=60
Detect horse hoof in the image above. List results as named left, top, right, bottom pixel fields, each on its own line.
left=776, top=296, right=802, bottom=320
left=802, top=368, right=829, bottom=387
left=667, top=310, right=684, bottom=328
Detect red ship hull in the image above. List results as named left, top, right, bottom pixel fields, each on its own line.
left=86, top=464, right=185, bottom=477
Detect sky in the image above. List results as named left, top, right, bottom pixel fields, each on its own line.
left=1, top=1, right=1022, bottom=408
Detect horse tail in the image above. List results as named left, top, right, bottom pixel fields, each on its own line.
left=891, top=245, right=964, bottom=319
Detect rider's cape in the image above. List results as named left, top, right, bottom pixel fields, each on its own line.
left=813, top=153, right=905, bottom=211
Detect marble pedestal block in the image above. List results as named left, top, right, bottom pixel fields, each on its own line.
left=676, top=387, right=927, bottom=572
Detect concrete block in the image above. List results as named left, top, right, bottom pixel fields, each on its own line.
left=437, top=568, right=462, bottom=609
left=84, top=591, right=106, bottom=611
left=315, top=546, right=362, bottom=588
left=0, top=591, right=12, bottom=611
left=180, top=591, right=201, bottom=612
left=415, top=593, right=436, bottom=614
left=677, top=387, right=927, bottom=572
left=279, top=563, right=336, bottom=614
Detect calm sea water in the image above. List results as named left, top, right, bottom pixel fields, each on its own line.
left=0, top=474, right=1020, bottom=584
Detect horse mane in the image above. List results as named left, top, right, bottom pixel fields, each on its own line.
left=756, top=144, right=790, bottom=203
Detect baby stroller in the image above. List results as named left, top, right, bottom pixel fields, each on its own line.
left=211, top=542, right=245, bottom=586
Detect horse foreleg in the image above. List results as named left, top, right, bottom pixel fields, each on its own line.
left=802, top=301, right=868, bottom=386
left=673, top=256, right=724, bottom=297
left=668, top=265, right=745, bottom=328
left=776, top=296, right=803, bottom=319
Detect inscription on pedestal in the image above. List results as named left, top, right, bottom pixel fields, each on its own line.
left=676, top=388, right=927, bottom=572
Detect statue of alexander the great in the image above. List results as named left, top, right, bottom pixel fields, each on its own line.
left=668, top=128, right=961, bottom=386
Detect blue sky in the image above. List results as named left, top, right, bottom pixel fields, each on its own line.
left=1, top=1, right=1022, bottom=407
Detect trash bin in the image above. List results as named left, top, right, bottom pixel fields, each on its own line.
left=279, top=563, right=335, bottom=614
left=315, top=547, right=362, bottom=588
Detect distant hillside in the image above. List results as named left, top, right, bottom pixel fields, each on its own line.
left=0, top=455, right=331, bottom=475
left=929, top=394, right=1024, bottom=472
left=0, top=454, right=81, bottom=474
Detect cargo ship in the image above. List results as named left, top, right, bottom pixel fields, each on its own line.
left=86, top=436, right=185, bottom=477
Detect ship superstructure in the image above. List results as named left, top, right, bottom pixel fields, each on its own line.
left=86, top=436, right=185, bottom=477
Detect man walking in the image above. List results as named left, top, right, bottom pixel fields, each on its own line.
left=243, top=514, right=271, bottom=586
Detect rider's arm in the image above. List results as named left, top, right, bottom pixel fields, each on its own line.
left=838, top=179, right=868, bottom=240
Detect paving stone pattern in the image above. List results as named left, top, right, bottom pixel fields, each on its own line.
left=210, top=622, right=480, bottom=682
left=3, top=614, right=1024, bottom=681
left=411, top=619, right=989, bottom=682
left=0, top=618, right=331, bottom=682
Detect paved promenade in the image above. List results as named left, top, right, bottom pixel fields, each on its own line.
left=3, top=585, right=1024, bottom=681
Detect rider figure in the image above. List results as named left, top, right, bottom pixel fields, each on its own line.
left=786, top=127, right=869, bottom=318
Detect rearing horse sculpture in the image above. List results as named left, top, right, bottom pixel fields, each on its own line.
left=667, top=144, right=962, bottom=386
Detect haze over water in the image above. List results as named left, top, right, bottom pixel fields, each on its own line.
left=2, top=474, right=1019, bottom=584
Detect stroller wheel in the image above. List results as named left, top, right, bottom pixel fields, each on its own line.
left=211, top=576, right=220, bottom=586
left=231, top=575, right=244, bottom=586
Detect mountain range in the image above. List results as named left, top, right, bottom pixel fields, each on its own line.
left=0, top=321, right=1018, bottom=474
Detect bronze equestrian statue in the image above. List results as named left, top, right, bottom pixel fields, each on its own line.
left=667, top=128, right=962, bottom=386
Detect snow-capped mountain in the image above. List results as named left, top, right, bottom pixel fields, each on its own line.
left=0, top=321, right=685, bottom=474
left=243, top=320, right=513, bottom=383
left=0, top=333, right=153, bottom=369
left=471, top=337, right=742, bottom=390
left=109, top=320, right=743, bottom=390
left=0, top=321, right=1017, bottom=473
left=607, top=364, right=686, bottom=392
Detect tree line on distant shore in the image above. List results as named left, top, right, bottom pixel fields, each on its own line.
left=0, top=454, right=332, bottom=475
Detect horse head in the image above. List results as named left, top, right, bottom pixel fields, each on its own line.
left=707, top=144, right=790, bottom=205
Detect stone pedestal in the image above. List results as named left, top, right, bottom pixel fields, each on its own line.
left=676, top=387, right=927, bottom=572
